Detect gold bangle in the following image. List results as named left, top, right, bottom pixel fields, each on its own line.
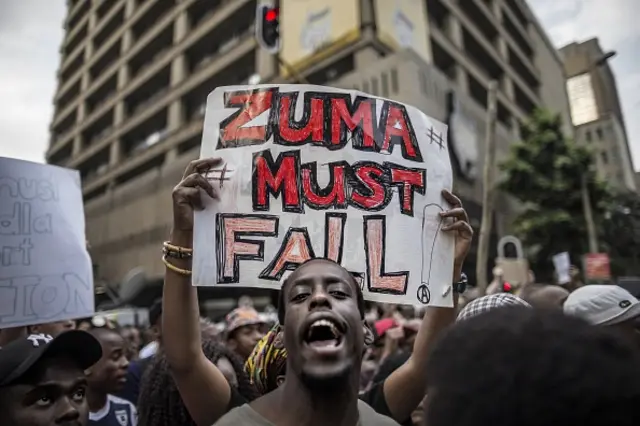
left=163, top=241, right=193, bottom=253
left=162, top=255, right=192, bottom=276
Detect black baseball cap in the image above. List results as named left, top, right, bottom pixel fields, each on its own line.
left=0, top=330, right=102, bottom=386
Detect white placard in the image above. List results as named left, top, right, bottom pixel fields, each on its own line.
left=0, top=157, right=94, bottom=327
left=553, top=252, right=571, bottom=285
left=193, top=85, right=455, bottom=307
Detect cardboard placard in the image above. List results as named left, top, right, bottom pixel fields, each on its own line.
left=0, top=157, right=94, bottom=327
left=584, top=253, right=611, bottom=281
left=193, top=85, right=455, bottom=306
left=552, top=252, right=571, bottom=285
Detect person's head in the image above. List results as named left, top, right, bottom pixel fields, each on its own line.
left=120, top=326, right=140, bottom=349
left=424, top=307, right=640, bottom=426
left=199, top=317, right=219, bottom=341
left=29, top=320, right=76, bottom=338
left=148, top=299, right=163, bottom=344
left=119, top=326, right=141, bottom=360
left=76, top=321, right=91, bottom=332
left=369, top=318, right=399, bottom=361
left=225, top=307, right=265, bottom=359
left=519, top=284, right=569, bottom=309
left=456, top=293, right=531, bottom=322
left=138, top=334, right=258, bottom=426
left=278, top=258, right=366, bottom=391
left=564, top=284, right=640, bottom=346
left=85, top=328, right=129, bottom=395
left=0, top=331, right=102, bottom=426
left=245, top=324, right=288, bottom=394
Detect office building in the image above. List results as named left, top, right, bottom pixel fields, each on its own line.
left=560, top=38, right=635, bottom=191
left=47, top=0, right=572, bottom=304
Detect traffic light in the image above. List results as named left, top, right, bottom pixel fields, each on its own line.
left=256, top=4, right=280, bottom=53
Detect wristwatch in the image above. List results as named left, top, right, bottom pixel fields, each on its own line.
left=453, top=272, right=468, bottom=294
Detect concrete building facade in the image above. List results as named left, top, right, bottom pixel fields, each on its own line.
left=560, top=38, right=635, bottom=192
left=47, top=0, right=572, bottom=299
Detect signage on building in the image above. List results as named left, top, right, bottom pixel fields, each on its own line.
left=374, top=0, right=431, bottom=64
left=280, top=0, right=360, bottom=75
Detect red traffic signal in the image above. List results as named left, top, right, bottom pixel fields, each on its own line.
left=256, top=4, right=280, bottom=53
left=265, top=8, right=278, bottom=22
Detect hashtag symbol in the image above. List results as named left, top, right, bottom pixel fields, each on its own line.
left=205, top=163, right=234, bottom=189
left=428, top=127, right=446, bottom=150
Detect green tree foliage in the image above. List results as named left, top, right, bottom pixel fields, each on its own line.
left=499, top=109, right=610, bottom=280
left=602, top=190, right=640, bottom=276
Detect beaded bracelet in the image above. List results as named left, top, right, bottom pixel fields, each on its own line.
left=162, top=255, right=192, bottom=276
left=163, top=241, right=193, bottom=259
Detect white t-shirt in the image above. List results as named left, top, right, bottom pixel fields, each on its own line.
left=138, top=341, right=158, bottom=359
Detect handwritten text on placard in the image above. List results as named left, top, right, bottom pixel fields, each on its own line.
left=193, top=85, right=454, bottom=307
left=0, top=158, right=94, bottom=327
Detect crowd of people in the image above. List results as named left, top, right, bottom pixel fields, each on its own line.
left=2, top=157, right=640, bottom=426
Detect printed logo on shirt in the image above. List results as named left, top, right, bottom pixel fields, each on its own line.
left=115, top=410, right=128, bottom=426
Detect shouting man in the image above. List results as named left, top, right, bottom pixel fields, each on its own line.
left=216, top=257, right=399, bottom=425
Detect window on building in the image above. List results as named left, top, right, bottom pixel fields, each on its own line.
left=418, top=71, right=427, bottom=95
left=381, top=72, right=389, bottom=97
left=391, top=68, right=399, bottom=93
left=585, top=130, right=592, bottom=142
left=596, top=127, right=604, bottom=140
left=566, top=73, right=598, bottom=126
left=601, top=151, right=608, bottom=164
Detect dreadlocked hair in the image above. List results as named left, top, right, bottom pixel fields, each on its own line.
left=137, top=335, right=259, bottom=426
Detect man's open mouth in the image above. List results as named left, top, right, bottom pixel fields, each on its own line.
left=304, top=318, right=344, bottom=348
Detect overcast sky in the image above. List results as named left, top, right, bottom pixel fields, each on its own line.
left=0, top=0, right=638, bottom=169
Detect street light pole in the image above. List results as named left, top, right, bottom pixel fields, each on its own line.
left=476, top=81, right=499, bottom=295
left=580, top=50, right=616, bottom=254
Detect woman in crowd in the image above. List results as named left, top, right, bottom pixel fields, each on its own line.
left=137, top=333, right=259, bottom=426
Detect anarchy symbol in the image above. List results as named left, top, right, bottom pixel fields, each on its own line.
left=416, top=284, right=431, bottom=305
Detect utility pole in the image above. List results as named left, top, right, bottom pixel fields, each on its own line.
left=476, top=81, right=499, bottom=295
left=276, top=55, right=309, bottom=84
left=582, top=174, right=599, bottom=253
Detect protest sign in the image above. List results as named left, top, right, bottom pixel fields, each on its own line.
left=552, top=252, right=571, bottom=285
left=584, top=253, right=611, bottom=282
left=0, top=157, right=94, bottom=327
left=193, top=85, right=455, bottom=306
